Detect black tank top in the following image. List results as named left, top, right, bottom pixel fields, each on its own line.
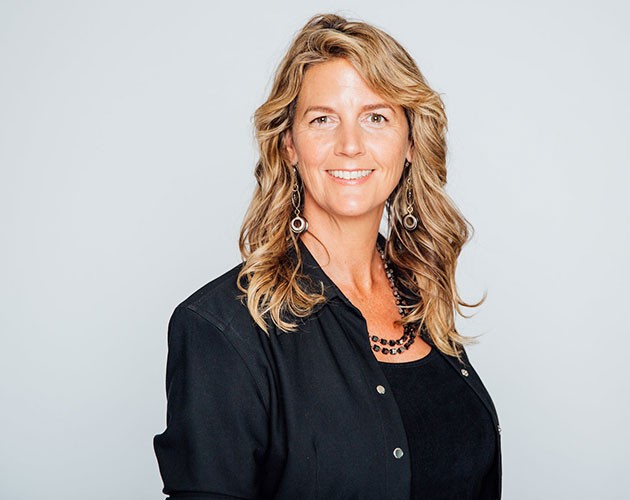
left=379, top=348, right=496, bottom=499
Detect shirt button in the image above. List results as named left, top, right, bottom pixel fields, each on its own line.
left=460, top=369, right=469, bottom=377
left=376, top=385, right=386, bottom=395
left=393, top=447, right=404, bottom=459
left=497, top=425, right=502, bottom=434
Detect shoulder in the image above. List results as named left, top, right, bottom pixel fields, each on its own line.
left=170, top=262, right=268, bottom=355
left=175, top=262, right=250, bottom=331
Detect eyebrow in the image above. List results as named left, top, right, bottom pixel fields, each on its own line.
left=302, top=103, right=396, bottom=117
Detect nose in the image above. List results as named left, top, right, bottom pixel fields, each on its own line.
left=334, top=122, right=364, bottom=158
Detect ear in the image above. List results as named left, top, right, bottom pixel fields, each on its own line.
left=405, top=142, right=414, bottom=165
left=283, top=129, right=298, bottom=165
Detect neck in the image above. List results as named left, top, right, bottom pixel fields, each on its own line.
left=299, top=209, right=385, bottom=293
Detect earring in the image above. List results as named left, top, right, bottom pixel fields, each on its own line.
left=402, top=160, right=418, bottom=231
left=290, top=166, right=309, bottom=234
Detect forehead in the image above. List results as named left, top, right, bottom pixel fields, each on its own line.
left=296, top=58, right=391, bottom=107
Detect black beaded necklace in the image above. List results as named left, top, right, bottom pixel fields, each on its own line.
left=370, top=245, right=418, bottom=356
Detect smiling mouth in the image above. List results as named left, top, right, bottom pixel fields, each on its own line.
left=327, top=169, right=374, bottom=180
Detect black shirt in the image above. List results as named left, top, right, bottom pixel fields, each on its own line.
left=154, top=238, right=502, bottom=499
left=380, top=350, right=497, bottom=499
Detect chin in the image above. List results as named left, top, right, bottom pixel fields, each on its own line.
left=306, top=194, right=385, bottom=222
left=329, top=203, right=382, bottom=220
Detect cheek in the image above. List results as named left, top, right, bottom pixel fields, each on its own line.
left=295, top=135, right=330, bottom=163
left=381, top=149, right=407, bottom=179
left=385, top=170, right=405, bottom=198
left=373, top=131, right=409, bottom=158
left=300, top=168, right=326, bottom=197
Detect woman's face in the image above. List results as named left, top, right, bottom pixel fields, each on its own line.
left=284, top=58, right=412, bottom=224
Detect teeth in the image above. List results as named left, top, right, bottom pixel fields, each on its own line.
left=328, top=169, right=373, bottom=180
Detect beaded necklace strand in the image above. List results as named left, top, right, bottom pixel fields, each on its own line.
left=370, top=245, right=418, bottom=356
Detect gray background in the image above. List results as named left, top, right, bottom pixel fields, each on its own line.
left=1, top=1, right=628, bottom=498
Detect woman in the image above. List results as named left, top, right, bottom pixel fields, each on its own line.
left=154, top=13, right=501, bottom=500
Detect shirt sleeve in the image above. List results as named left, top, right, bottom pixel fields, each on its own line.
left=153, top=305, right=269, bottom=499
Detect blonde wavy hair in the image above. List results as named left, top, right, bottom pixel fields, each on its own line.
left=238, top=13, right=484, bottom=357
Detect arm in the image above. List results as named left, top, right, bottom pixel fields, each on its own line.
left=153, top=305, right=269, bottom=499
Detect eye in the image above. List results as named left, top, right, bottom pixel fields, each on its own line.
left=310, top=116, right=329, bottom=125
left=368, top=113, right=387, bottom=124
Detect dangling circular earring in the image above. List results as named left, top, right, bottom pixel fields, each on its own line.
left=402, top=160, right=418, bottom=231
left=290, top=165, right=309, bottom=235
